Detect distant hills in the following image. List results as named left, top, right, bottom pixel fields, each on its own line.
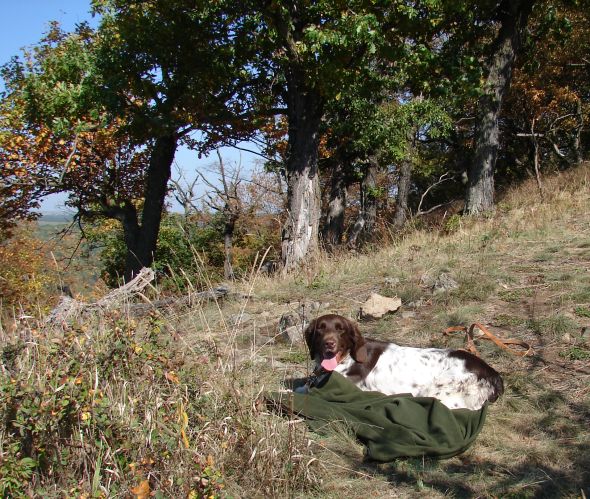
left=39, top=212, right=74, bottom=224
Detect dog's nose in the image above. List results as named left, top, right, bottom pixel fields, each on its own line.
left=325, top=340, right=336, bottom=350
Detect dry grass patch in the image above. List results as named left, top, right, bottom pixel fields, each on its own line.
left=2, top=163, right=590, bottom=497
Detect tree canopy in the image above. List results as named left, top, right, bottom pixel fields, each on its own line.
left=1, top=0, right=588, bottom=281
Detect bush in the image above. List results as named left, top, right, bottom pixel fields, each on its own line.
left=87, top=212, right=281, bottom=288
left=0, top=310, right=319, bottom=497
left=0, top=224, right=56, bottom=311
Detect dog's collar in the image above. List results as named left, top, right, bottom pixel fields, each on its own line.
left=305, top=366, right=331, bottom=389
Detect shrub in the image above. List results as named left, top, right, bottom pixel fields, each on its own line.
left=87, top=212, right=281, bottom=288
left=0, top=224, right=56, bottom=311
left=0, top=311, right=319, bottom=497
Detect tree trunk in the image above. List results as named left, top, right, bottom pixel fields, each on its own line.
left=322, top=163, right=347, bottom=250
left=348, top=158, right=378, bottom=248
left=573, top=97, right=583, bottom=165
left=124, top=134, right=178, bottom=280
left=223, top=213, right=237, bottom=280
left=465, top=0, right=535, bottom=215
left=281, top=70, right=323, bottom=272
left=392, top=157, right=412, bottom=228
left=363, top=157, right=378, bottom=237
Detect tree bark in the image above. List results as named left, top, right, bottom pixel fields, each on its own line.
left=281, top=68, right=323, bottom=272
left=573, top=97, right=583, bottom=165
left=392, top=157, right=413, bottom=228
left=124, top=134, right=178, bottom=280
left=465, top=0, right=535, bottom=215
left=223, top=212, right=238, bottom=280
left=348, top=158, right=378, bottom=248
left=322, top=162, right=347, bottom=250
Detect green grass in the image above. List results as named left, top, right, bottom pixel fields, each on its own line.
left=559, top=345, right=590, bottom=361
left=574, top=306, right=590, bottom=318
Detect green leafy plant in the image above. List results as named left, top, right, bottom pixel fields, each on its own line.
left=559, top=346, right=590, bottom=361
left=574, top=306, right=590, bottom=318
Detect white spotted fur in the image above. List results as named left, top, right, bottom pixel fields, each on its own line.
left=331, top=345, right=494, bottom=410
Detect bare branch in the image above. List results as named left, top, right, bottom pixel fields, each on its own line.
left=416, top=172, right=454, bottom=215
left=58, top=133, right=80, bottom=185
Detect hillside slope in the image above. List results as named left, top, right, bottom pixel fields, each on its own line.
left=2, top=164, right=589, bottom=498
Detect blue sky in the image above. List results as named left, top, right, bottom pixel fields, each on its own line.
left=0, top=2, right=97, bottom=67
left=1, top=1, right=260, bottom=214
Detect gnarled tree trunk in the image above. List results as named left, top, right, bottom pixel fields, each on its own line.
left=223, top=212, right=238, bottom=280
left=465, top=0, right=535, bottom=215
left=281, top=69, right=323, bottom=272
left=392, top=157, right=413, bottom=228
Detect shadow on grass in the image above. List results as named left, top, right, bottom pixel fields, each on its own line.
left=350, top=364, right=590, bottom=497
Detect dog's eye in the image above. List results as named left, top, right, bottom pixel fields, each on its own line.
left=335, top=323, right=343, bottom=331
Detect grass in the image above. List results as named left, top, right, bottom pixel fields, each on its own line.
left=2, top=163, right=590, bottom=497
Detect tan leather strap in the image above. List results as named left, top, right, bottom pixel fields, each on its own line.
left=443, top=323, right=534, bottom=357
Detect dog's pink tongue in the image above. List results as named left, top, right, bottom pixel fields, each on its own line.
left=321, top=356, right=338, bottom=371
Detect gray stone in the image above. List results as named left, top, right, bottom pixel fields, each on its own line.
left=384, top=277, right=401, bottom=288
left=432, top=273, right=459, bottom=294
left=282, top=325, right=305, bottom=344
left=228, top=312, right=252, bottom=325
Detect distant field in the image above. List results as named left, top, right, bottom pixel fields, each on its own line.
left=38, top=212, right=74, bottom=224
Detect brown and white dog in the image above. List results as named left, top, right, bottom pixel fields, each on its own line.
left=303, top=314, right=503, bottom=410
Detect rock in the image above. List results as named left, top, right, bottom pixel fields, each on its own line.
left=277, top=301, right=329, bottom=343
left=384, top=277, right=400, bottom=288
left=419, top=273, right=435, bottom=288
left=279, top=311, right=300, bottom=331
left=401, top=311, right=416, bottom=319
left=287, top=301, right=323, bottom=315
left=282, top=325, right=305, bottom=344
left=228, top=312, right=252, bottom=325
left=259, top=260, right=279, bottom=275
left=432, top=273, right=459, bottom=294
left=360, top=293, right=402, bottom=320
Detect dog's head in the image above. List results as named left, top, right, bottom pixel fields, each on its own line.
left=304, top=314, right=368, bottom=364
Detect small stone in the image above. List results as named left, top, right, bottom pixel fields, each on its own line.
left=279, top=312, right=300, bottom=330
left=282, top=325, right=305, bottom=344
left=228, top=312, right=252, bottom=325
left=384, top=277, right=400, bottom=288
left=420, top=273, right=435, bottom=288
left=432, top=273, right=459, bottom=294
left=360, top=293, right=402, bottom=320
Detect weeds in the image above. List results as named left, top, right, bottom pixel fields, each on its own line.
left=0, top=310, right=320, bottom=497
left=528, top=314, right=579, bottom=339
left=559, top=345, right=590, bottom=361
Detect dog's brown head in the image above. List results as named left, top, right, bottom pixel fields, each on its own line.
left=304, top=314, right=368, bottom=364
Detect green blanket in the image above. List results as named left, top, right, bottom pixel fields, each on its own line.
left=267, top=372, right=488, bottom=462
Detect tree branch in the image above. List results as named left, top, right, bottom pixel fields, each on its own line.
left=416, top=172, right=454, bottom=215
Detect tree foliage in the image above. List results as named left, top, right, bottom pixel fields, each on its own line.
left=1, top=0, right=589, bottom=285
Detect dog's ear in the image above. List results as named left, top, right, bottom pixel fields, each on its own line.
left=304, top=319, right=317, bottom=360
left=348, top=319, right=367, bottom=363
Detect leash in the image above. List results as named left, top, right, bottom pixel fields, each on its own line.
left=443, top=323, right=534, bottom=357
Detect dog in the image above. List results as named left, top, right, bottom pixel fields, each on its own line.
left=303, top=314, right=503, bottom=410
